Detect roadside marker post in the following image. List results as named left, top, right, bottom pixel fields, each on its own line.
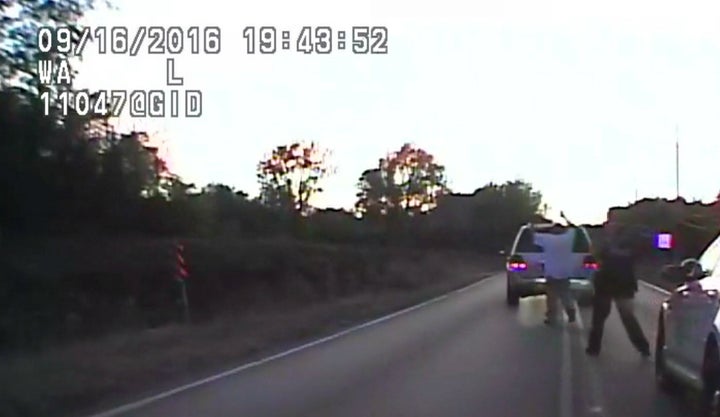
left=175, top=241, right=190, bottom=323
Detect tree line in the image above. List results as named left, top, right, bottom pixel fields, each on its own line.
left=3, top=0, right=719, bottom=253
left=0, top=2, right=548, bottom=249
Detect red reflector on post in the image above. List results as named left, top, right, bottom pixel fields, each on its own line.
left=174, top=241, right=189, bottom=281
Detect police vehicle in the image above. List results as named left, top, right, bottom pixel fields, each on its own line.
left=655, top=231, right=720, bottom=415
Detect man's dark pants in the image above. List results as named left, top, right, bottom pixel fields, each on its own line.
left=587, top=292, right=650, bottom=354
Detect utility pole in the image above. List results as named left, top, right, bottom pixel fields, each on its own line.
left=675, top=125, right=680, bottom=199
left=673, top=125, right=680, bottom=263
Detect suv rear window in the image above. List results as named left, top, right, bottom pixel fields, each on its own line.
left=572, top=229, right=591, bottom=253
left=515, top=229, right=543, bottom=252
left=514, top=227, right=591, bottom=253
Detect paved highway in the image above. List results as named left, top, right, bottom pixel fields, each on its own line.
left=89, top=273, right=695, bottom=417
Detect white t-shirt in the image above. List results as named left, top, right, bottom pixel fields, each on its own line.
left=533, top=230, right=576, bottom=280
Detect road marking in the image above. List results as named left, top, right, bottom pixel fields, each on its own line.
left=576, top=308, right=608, bottom=417
left=561, top=318, right=573, bottom=417
left=639, top=280, right=671, bottom=295
left=83, top=273, right=500, bottom=417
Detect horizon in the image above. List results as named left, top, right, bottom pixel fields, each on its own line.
left=71, top=0, right=720, bottom=225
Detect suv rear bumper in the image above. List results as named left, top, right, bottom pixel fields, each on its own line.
left=508, top=275, right=594, bottom=297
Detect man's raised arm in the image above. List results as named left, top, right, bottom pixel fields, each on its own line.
left=560, top=211, right=577, bottom=228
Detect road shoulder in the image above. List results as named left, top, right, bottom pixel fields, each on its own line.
left=22, top=265, right=499, bottom=417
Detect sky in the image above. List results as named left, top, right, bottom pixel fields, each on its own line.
left=73, top=0, right=720, bottom=225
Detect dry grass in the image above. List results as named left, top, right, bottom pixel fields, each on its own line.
left=0, top=243, right=500, bottom=417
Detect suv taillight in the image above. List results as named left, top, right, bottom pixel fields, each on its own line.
left=507, top=255, right=527, bottom=271
left=583, top=255, right=598, bottom=270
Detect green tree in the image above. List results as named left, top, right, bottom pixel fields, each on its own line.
left=0, top=0, right=128, bottom=233
left=1, top=0, right=107, bottom=95
left=355, top=166, right=391, bottom=219
left=355, top=143, right=447, bottom=218
left=448, top=180, right=544, bottom=249
left=256, top=141, right=332, bottom=216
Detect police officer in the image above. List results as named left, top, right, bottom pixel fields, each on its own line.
left=586, top=221, right=650, bottom=357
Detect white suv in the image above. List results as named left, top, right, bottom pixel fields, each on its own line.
left=504, top=223, right=597, bottom=306
left=655, top=232, right=720, bottom=414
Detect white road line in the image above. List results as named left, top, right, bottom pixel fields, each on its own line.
left=576, top=307, right=608, bottom=417
left=83, top=273, right=500, bottom=417
left=560, top=318, right=573, bottom=417
left=639, top=280, right=671, bottom=296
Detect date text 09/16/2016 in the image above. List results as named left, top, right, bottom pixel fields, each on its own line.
left=36, top=26, right=221, bottom=57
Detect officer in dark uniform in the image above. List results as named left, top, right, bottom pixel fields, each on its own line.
left=586, top=222, right=651, bottom=357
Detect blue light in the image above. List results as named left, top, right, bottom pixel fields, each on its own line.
left=656, top=233, right=673, bottom=249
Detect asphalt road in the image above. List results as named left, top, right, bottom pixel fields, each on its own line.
left=90, top=273, right=696, bottom=417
